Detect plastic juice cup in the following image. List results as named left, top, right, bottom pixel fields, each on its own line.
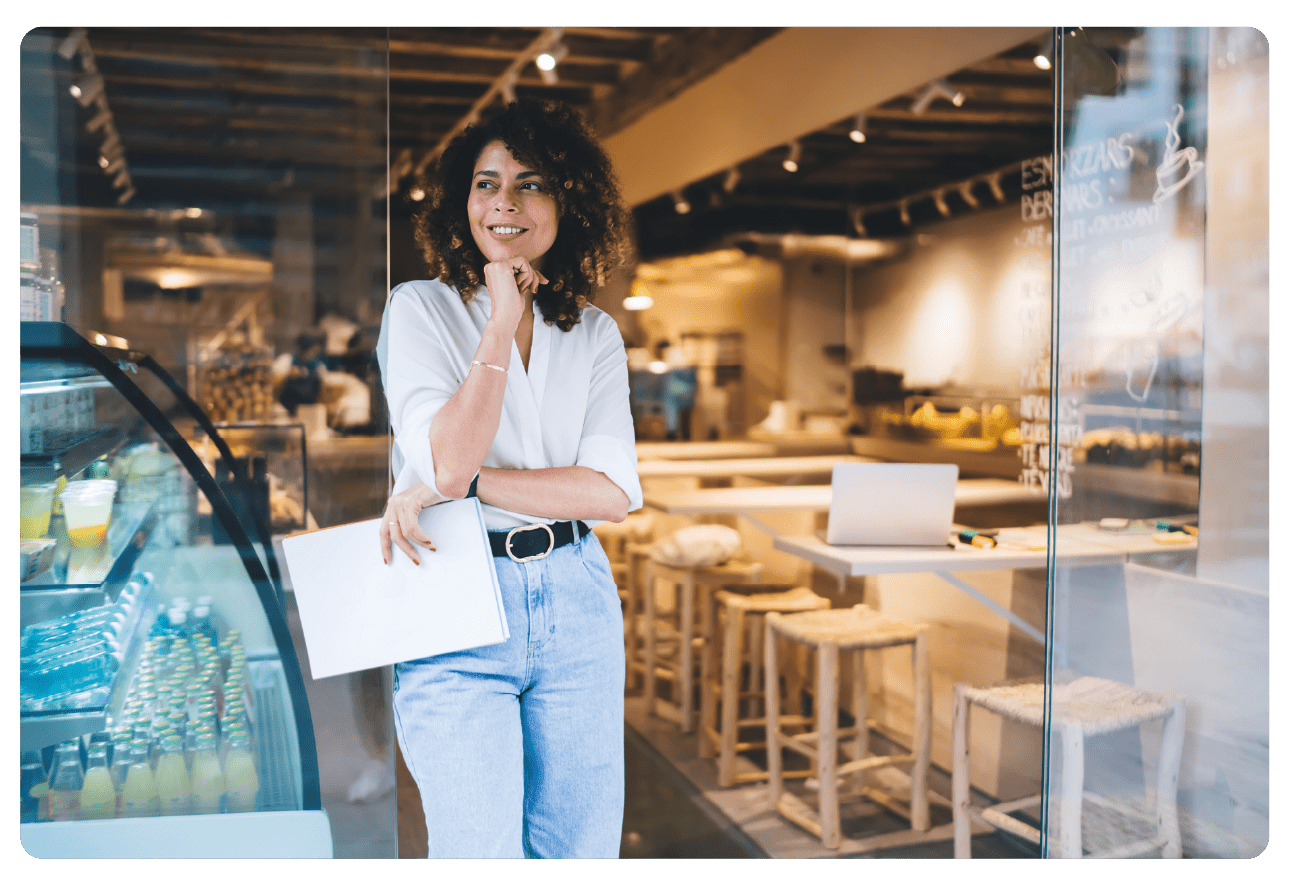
left=61, top=483, right=116, bottom=548
left=20, top=483, right=57, bottom=538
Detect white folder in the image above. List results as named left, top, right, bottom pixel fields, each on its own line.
left=280, top=498, right=508, bottom=679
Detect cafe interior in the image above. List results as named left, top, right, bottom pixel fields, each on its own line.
left=19, top=26, right=1269, bottom=858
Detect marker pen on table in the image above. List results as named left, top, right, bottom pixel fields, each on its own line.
left=955, top=529, right=996, bottom=549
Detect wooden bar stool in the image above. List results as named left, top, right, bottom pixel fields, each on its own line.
left=952, top=676, right=1185, bottom=859
left=765, top=604, right=931, bottom=849
left=623, top=541, right=656, bottom=692
left=699, top=585, right=830, bottom=786
left=643, top=558, right=762, bottom=732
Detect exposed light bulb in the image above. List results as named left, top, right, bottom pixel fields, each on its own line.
left=849, top=112, right=867, bottom=143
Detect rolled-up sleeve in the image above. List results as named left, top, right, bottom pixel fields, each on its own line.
left=382, top=285, right=459, bottom=498
left=576, top=318, right=643, bottom=513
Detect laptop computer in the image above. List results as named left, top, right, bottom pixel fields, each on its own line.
left=824, top=463, right=959, bottom=546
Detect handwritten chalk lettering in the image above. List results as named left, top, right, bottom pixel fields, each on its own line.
left=1059, top=244, right=1087, bottom=269
left=1021, top=189, right=1053, bottom=221
left=1057, top=397, right=1080, bottom=422
left=1020, top=395, right=1049, bottom=420
left=1058, top=364, right=1085, bottom=388
left=1019, top=421, right=1050, bottom=444
left=1019, top=467, right=1046, bottom=491
left=1063, top=217, right=1088, bottom=242
left=1061, top=134, right=1135, bottom=180
left=1086, top=203, right=1163, bottom=234
left=1055, top=468, right=1073, bottom=499
left=1060, top=179, right=1104, bottom=212
left=1015, top=224, right=1050, bottom=249
left=1021, top=156, right=1053, bottom=191
left=1056, top=423, right=1083, bottom=445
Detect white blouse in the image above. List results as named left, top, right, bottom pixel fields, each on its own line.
left=377, top=278, right=643, bottom=531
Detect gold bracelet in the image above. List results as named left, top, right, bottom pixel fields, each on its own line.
left=471, top=360, right=507, bottom=375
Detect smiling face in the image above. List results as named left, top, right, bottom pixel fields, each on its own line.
left=467, top=139, right=560, bottom=272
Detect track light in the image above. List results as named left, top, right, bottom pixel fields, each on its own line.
left=722, top=167, right=741, bottom=194
left=500, top=73, right=517, bottom=104
left=958, top=180, right=979, bottom=209
left=933, top=189, right=951, bottom=217
left=112, top=170, right=130, bottom=190
left=87, top=109, right=113, bottom=135
left=987, top=172, right=1006, bottom=203
left=851, top=208, right=867, bottom=237
left=116, top=186, right=136, bottom=206
left=536, top=42, right=568, bottom=85
left=101, top=156, right=125, bottom=175
left=70, top=73, right=104, bottom=107
left=898, top=199, right=911, bottom=227
left=671, top=190, right=691, bottom=215
left=849, top=112, right=867, bottom=143
left=1034, top=34, right=1054, bottom=71
left=409, top=187, right=426, bottom=202
left=58, top=28, right=88, bottom=60
left=910, top=78, right=965, bottom=115
left=782, top=141, right=801, bottom=173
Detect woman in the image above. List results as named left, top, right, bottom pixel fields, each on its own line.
left=375, top=98, right=641, bottom=858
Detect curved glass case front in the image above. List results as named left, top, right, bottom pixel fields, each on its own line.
left=20, top=322, right=320, bottom=829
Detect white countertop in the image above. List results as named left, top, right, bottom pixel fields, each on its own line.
left=636, top=454, right=872, bottom=480
left=771, top=524, right=1196, bottom=579
left=635, top=440, right=778, bottom=460
left=642, top=478, right=1043, bottom=515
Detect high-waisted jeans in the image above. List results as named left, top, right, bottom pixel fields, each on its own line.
left=393, top=531, right=625, bottom=858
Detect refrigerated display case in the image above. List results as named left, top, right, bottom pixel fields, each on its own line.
left=20, top=321, right=331, bottom=857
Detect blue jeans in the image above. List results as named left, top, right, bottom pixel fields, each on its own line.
left=393, top=531, right=625, bottom=858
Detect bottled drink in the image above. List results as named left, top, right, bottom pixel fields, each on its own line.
left=48, top=740, right=84, bottom=822
left=20, top=750, right=46, bottom=823
left=147, top=602, right=172, bottom=638
left=121, top=738, right=159, bottom=818
left=189, top=605, right=219, bottom=645
left=155, top=734, right=191, bottom=816
left=79, top=742, right=116, bottom=820
left=110, top=732, right=133, bottom=816
left=223, top=729, right=258, bottom=813
left=190, top=730, right=225, bottom=815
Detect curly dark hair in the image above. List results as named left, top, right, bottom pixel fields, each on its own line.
left=413, top=98, right=632, bottom=331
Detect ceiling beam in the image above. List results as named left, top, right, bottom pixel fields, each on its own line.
left=603, top=26, right=1046, bottom=206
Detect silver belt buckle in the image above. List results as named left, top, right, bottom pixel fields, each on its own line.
left=505, top=523, right=555, bottom=562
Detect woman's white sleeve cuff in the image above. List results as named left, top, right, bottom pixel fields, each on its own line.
left=576, top=434, right=643, bottom=513
left=395, top=408, right=446, bottom=499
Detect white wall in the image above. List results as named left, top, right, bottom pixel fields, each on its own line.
left=848, top=205, right=1048, bottom=394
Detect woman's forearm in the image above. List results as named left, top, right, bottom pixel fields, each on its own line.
left=425, top=322, right=513, bottom=498
left=477, top=466, right=630, bottom=523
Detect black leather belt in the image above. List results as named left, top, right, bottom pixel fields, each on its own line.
left=488, top=520, right=591, bottom=562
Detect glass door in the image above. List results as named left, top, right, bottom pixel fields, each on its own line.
left=1046, top=27, right=1268, bottom=857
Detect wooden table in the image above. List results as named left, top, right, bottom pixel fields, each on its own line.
left=636, top=454, right=871, bottom=481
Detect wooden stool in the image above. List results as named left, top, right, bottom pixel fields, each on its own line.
left=765, top=604, right=931, bottom=849
left=623, top=541, right=656, bottom=691
left=952, top=676, right=1185, bottom=859
left=593, top=513, right=655, bottom=605
left=643, top=558, right=762, bottom=732
left=700, top=585, right=831, bottom=786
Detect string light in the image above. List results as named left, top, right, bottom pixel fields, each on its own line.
left=670, top=190, right=691, bottom=215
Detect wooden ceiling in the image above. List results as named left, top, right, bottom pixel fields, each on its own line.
left=21, top=26, right=1068, bottom=262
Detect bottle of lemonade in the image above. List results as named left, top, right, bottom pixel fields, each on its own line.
left=155, top=733, right=191, bottom=816
left=79, top=742, right=116, bottom=820
left=121, top=738, right=159, bottom=818
left=190, top=730, right=225, bottom=815
left=110, top=731, right=133, bottom=817
left=223, top=729, right=258, bottom=813
left=48, top=741, right=84, bottom=822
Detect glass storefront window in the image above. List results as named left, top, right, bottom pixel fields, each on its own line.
left=1047, top=27, right=1268, bottom=857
